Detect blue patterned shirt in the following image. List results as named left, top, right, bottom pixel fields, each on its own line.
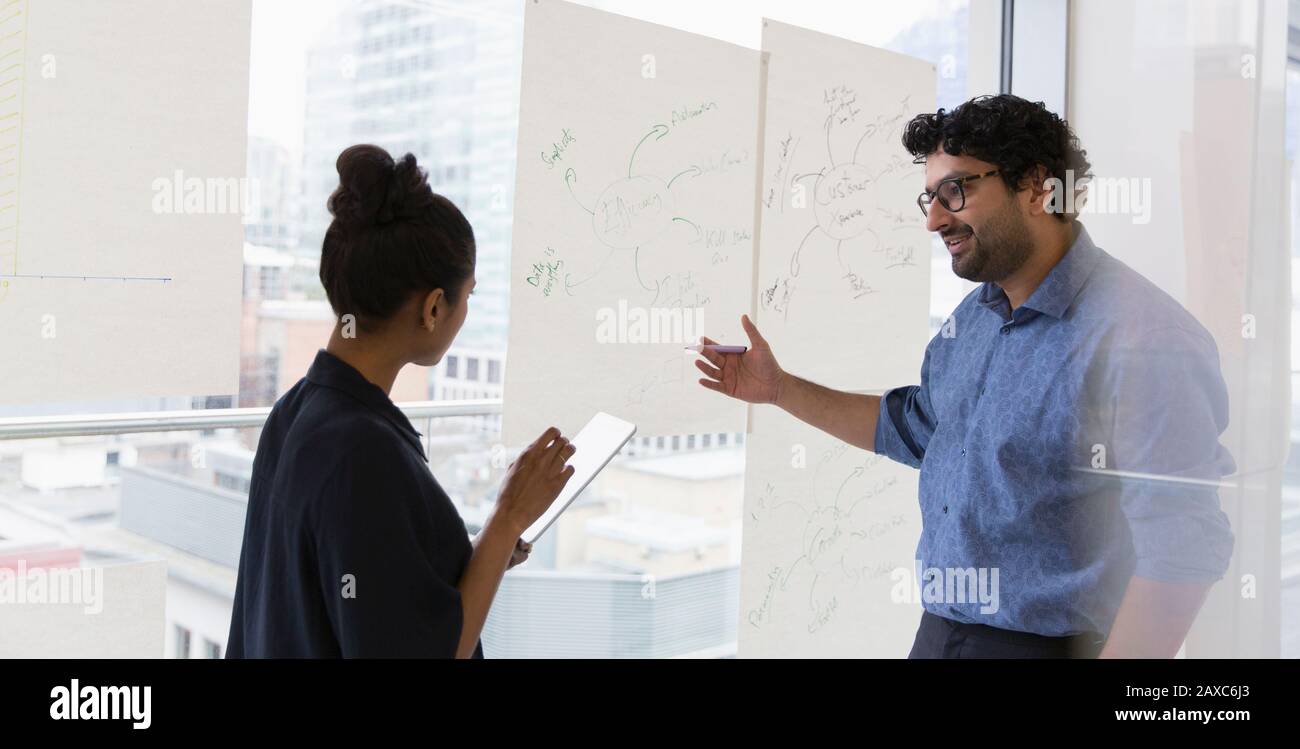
left=873, top=222, right=1235, bottom=637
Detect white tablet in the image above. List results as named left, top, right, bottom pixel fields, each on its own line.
left=522, top=412, right=637, bottom=544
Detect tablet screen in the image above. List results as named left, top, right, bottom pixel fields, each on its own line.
left=522, top=412, right=637, bottom=544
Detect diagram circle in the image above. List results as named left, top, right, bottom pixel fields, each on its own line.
left=591, top=175, right=675, bottom=249
left=813, top=163, right=879, bottom=241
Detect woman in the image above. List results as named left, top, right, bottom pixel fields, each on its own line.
left=227, top=144, right=574, bottom=658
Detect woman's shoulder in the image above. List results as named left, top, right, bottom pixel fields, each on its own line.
left=275, top=377, right=395, bottom=442
left=258, top=382, right=417, bottom=498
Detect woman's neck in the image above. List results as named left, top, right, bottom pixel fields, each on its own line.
left=324, top=326, right=406, bottom=396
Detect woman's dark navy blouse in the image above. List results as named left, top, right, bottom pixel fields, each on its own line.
left=227, top=349, right=482, bottom=658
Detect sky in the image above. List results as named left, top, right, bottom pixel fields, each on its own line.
left=246, top=0, right=348, bottom=152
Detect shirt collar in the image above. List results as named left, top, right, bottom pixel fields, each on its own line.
left=304, top=349, right=426, bottom=458
left=976, top=221, right=1103, bottom=321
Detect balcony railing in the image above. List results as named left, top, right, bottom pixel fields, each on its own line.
left=0, top=399, right=504, bottom=440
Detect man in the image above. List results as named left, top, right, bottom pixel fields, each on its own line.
left=696, top=94, right=1234, bottom=658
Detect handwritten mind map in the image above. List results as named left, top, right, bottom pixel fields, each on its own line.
left=555, top=117, right=747, bottom=306
left=755, top=20, right=935, bottom=392
left=504, top=5, right=938, bottom=657
left=765, top=91, right=918, bottom=311
left=504, top=0, right=759, bottom=443
left=739, top=406, right=921, bottom=657
left=735, top=20, right=935, bottom=658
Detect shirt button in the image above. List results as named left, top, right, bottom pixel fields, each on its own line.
left=960, top=447, right=966, bottom=455
left=1000, top=326, right=1011, bottom=335
left=942, top=505, right=949, bottom=514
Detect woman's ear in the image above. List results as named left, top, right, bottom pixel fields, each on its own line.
left=422, top=288, right=445, bottom=331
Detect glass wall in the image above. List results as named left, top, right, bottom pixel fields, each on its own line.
left=0, top=0, right=980, bottom=658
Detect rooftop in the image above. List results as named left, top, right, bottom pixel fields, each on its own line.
left=612, top=447, right=745, bottom=481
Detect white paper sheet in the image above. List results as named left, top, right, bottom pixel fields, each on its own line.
left=0, top=0, right=250, bottom=405
left=504, top=0, right=761, bottom=443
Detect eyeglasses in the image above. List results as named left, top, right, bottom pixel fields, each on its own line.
left=917, top=169, right=1000, bottom=217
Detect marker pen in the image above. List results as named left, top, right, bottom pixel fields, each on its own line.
left=683, top=344, right=748, bottom=354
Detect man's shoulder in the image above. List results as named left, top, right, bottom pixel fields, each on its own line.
left=1079, top=249, right=1218, bottom=352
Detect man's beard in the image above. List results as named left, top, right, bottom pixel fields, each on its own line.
left=945, top=203, right=1034, bottom=283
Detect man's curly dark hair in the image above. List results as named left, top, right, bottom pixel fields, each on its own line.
left=901, top=94, right=1092, bottom=222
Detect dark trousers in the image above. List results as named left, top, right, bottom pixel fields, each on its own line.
left=908, top=611, right=1106, bottom=658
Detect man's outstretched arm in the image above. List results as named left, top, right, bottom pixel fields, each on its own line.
left=694, top=314, right=935, bottom=460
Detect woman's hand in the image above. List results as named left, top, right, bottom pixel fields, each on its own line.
left=694, top=314, right=787, bottom=405
left=490, top=426, right=576, bottom=536
left=507, top=539, right=533, bottom=569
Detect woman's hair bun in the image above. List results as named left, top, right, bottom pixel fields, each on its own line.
left=319, top=142, right=475, bottom=327
left=327, top=144, right=430, bottom=229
